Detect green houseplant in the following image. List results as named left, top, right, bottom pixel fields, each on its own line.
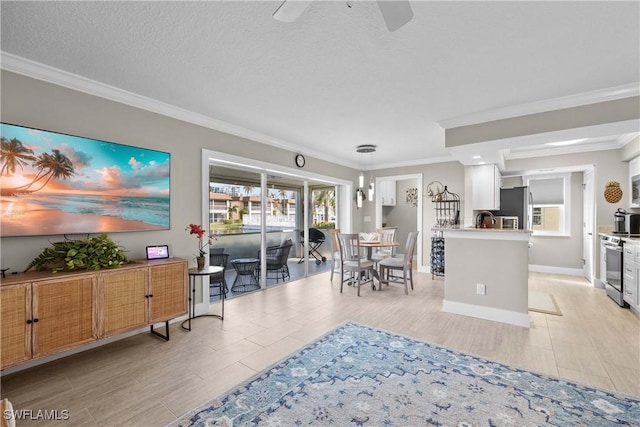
left=25, top=233, right=128, bottom=273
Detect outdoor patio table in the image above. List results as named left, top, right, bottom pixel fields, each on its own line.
left=230, top=258, right=261, bottom=292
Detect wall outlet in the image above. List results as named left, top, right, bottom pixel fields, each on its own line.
left=476, top=283, right=486, bottom=295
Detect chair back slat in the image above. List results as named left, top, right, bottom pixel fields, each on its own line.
left=404, top=231, right=420, bottom=263
left=337, top=233, right=360, bottom=261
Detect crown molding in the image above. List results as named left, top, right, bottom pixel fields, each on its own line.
left=0, top=52, right=358, bottom=170
left=438, top=83, right=640, bottom=130
left=619, top=132, right=640, bottom=146
left=503, top=139, right=627, bottom=160
left=369, top=154, right=456, bottom=170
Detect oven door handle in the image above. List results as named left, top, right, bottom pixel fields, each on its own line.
left=604, top=244, right=623, bottom=251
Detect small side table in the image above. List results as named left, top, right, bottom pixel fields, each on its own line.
left=230, top=258, right=260, bottom=292
left=182, top=266, right=225, bottom=332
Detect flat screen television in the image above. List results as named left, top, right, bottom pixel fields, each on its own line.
left=0, top=123, right=170, bottom=237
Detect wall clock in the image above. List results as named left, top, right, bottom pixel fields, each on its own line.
left=295, top=154, right=305, bottom=168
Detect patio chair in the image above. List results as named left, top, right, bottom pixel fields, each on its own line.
left=258, top=239, right=293, bottom=283
left=379, top=231, right=419, bottom=295
left=337, top=233, right=375, bottom=296
left=209, top=250, right=229, bottom=297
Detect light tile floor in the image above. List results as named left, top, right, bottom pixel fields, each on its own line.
left=1, top=270, right=638, bottom=426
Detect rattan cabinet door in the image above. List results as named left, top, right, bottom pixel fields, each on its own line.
left=101, top=268, right=147, bottom=337
left=148, top=261, right=187, bottom=323
left=0, top=283, right=32, bottom=369
left=32, top=275, right=97, bottom=359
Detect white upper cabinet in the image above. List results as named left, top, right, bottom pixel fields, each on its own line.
left=472, top=164, right=501, bottom=210
left=379, top=180, right=396, bottom=206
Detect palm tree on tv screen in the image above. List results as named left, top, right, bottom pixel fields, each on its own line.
left=0, top=137, right=35, bottom=176
left=1, top=140, right=76, bottom=195
left=26, top=149, right=76, bottom=191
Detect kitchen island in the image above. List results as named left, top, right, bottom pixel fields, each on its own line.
left=441, top=227, right=532, bottom=328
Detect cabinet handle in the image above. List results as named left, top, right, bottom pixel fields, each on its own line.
left=148, top=294, right=153, bottom=298
left=33, top=318, right=39, bottom=323
left=26, top=319, right=32, bottom=324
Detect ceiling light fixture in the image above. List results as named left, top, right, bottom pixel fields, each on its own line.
left=545, top=138, right=587, bottom=147
left=472, top=155, right=481, bottom=159
left=356, top=144, right=377, bottom=203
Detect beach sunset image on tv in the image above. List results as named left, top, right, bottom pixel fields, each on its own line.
left=1, top=123, right=170, bottom=237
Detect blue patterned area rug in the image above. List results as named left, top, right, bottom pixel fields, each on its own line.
left=170, top=322, right=640, bottom=426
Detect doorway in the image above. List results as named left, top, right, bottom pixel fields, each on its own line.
left=374, top=174, right=423, bottom=270
left=198, top=149, right=352, bottom=314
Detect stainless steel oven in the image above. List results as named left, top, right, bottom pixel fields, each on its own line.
left=603, top=236, right=625, bottom=306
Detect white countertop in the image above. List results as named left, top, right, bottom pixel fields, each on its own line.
left=437, top=226, right=532, bottom=241
left=434, top=226, right=532, bottom=234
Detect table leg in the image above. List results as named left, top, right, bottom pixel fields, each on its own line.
left=182, top=275, right=195, bottom=331
left=220, top=280, right=225, bottom=319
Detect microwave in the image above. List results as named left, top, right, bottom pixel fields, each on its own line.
left=632, top=174, right=640, bottom=207
left=498, top=216, right=519, bottom=229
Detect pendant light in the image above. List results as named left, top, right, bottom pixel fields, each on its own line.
left=355, top=144, right=376, bottom=208
left=356, top=144, right=376, bottom=202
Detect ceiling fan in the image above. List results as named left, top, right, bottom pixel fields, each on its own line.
left=272, top=1, right=414, bottom=32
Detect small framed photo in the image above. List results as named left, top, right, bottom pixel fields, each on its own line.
left=146, top=245, right=170, bottom=260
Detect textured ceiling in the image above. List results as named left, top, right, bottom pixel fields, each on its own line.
left=1, top=1, right=639, bottom=169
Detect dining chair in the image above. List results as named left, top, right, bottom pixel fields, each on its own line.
left=371, top=227, right=397, bottom=265
left=337, top=233, right=375, bottom=296
left=329, top=228, right=341, bottom=281
left=378, top=230, right=419, bottom=295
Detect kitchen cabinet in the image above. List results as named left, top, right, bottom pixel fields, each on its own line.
left=472, top=164, right=501, bottom=210
left=379, top=180, right=396, bottom=206
left=0, top=258, right=187, bottom=369
left=1, top=275, right=96, bottom=369
left=623, top=241, right=639, bottom=312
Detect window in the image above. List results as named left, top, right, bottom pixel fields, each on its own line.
left=311, top=187, right=336, bottom=228
left=525, top=173, right=571, bottom=236
left=208, top=179, right=299, bottom=235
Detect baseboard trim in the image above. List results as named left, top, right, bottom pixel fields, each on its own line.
left=442, top=300, right=530, bottom=328
left=528, top=264, right=584, bottom=277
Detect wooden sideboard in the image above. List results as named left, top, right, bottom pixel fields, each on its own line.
left=0, top=258, right=187, bottom=370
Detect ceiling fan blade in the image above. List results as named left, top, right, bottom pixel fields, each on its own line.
left=272, top=0, right=312, bottom=23
left=376, top=1, right=414, bottom=32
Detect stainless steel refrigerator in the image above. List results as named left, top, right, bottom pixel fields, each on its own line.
left=494, top=186, right=532, bottom=230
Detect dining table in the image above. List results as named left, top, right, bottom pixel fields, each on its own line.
left=359, top=240, right=399, bottom=260
left=358, top=239, right=399, bottom=289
